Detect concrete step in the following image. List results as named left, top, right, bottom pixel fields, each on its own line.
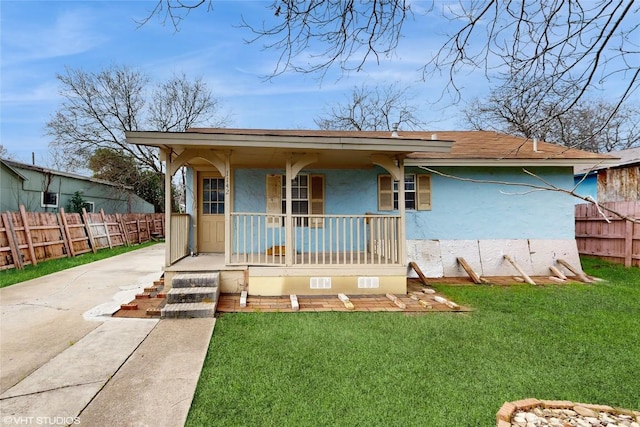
left=161, top=302, right=217, bottom=319
left=172, top=272, right=219, bottom=288
left=167, top=286, right=219, bottom=304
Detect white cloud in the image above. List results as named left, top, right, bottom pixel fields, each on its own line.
left=2, top=7, right=108, bottom=65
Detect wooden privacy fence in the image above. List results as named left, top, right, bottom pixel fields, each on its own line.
left=0, top=205, right=164, bottom=271
left=575, top=201, right=640, bottom=267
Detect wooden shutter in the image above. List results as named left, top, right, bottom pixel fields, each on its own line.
left=266, top=174, right=282, bottom=227
left=309, top=175, right=324, bottom=227
left=378, top=175, right=393, bottom=210
left=417, top=174, right=432, bottom=211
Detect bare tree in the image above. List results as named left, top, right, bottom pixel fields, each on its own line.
left=315, top=83, right=424, bottom=131
left=47, top=65, right=227, bottom=173
left=143, top=1, right=639, bottom=115
left=462, top=83, right=640, bottom=152
left=0, top=144, right=9, bottom=159
left=148, top=72, right=230, bottom=132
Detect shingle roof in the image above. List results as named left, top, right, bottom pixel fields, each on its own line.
left=187, top=128, right=615, bottom=162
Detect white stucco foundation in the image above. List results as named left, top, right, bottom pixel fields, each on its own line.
left=407, top=239, right=584, bottom=279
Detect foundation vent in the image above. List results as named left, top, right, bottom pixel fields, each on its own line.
left=358, top=277, right=380, bottom=289
left=310, top=277, right=332, bottom=289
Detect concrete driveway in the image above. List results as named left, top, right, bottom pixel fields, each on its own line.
left=0, top=244, right=215, bottom=427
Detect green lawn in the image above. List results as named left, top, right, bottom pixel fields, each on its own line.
left=0, top=241, right=160, bottom=288
left=187, top=258, right=640, bottom=427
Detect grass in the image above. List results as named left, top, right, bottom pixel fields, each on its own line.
left=0, top=241, right=161, bottom=288
left=186, top=257, right=640, bottom=427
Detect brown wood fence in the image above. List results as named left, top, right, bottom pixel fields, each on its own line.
left=0, top=205, right=164, bottom=271
left=575, top=201, right=640, bottom=267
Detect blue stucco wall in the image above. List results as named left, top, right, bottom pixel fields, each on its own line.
left=410, top=166, right=576, bottom=239
left=573, top=172, right=598, bottom=202
left=233, top=166, right=577, bottom=241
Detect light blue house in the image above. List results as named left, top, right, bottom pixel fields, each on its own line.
left=126, top=129, right=613, bottom=295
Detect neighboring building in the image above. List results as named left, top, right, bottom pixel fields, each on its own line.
left=574, top=146, right=639, bottom=202
left=0, top=158, right=154, bottom=214
left=126, top=129, right=614, bottom=296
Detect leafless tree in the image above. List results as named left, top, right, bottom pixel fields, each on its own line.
left=148, top=72, right=230, bottom=132
left=142, top=1, right=638, bottom=117
left=47, top=65, right=228, bottom=173
left=462, top=83, right=640, bottom=152
left=315, top=83, right=424, bottom=131
left=0, top=144, right=9, bottom=159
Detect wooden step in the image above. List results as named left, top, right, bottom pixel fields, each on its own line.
left=161, top=302, right=216, bottom=318
left=167, top=286, right=219, bottom=304
left=172, top=272, right=219, bottom=288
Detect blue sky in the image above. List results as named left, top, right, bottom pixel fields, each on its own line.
left=1, top=1, right=486, bottom=165
left=2, top=1, right=634, bottom=166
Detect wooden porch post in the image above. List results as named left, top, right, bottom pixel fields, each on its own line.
left=397, top=157, right=407, bottom=265
left=224, top=151, right=232, bottom=265
left=285, top=156, right=293, bottom=266
left=162, top=148, right=172, bottom=268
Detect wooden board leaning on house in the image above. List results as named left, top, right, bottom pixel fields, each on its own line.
left=0, top=205, right=164, bottom=271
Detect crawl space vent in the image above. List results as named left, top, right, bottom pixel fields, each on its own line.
left=310, top=277, right=332, bottom=289
left=358, top=277, right=380, bottom=289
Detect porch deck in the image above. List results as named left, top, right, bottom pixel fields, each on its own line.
left=164, top=252, right=408, bottom=296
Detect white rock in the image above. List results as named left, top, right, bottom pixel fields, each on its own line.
left=514, top=413, right=527, bottom=423
left=525, top=412, right=538, bottom=422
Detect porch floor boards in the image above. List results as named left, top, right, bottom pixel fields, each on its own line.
left=216, top=293, right=470, bottom=313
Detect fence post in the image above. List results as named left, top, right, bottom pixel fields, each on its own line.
left=2, top=212, right=23, bottom=269
left=99, top=208, right=113, bottom=249
left=57, top=208, right=74, bottom=258
left=81, top=207, right=98, bottom=254
left=116, top=213, right=131, bottom=246
left=624, top=219, right=633, bottom=267
left=19, top=205, right=37, bottom=266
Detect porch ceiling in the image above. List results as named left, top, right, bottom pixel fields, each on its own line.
left=125, top=130, right=453, bottom=169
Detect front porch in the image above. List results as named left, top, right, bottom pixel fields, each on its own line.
left=164, top=251, right=407, bottom=296
left=166, top=211, right=407, bottom=295
left=126, top=128, right=454, bottom=296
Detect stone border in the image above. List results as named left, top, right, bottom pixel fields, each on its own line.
left=497, top=398, right=640, bottom=427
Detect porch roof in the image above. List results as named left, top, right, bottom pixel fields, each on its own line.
left=125, top=128, right=453, bottom=169
left=126, top=128, right=618, bottom=168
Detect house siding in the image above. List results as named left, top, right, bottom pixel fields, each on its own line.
left=233, top=165, right=576, bottom=241
left=411, top=166, right=576, bottom=240
left=0, top=161, right=154, bottom=214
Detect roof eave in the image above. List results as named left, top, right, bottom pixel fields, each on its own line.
left=405, top=158, right=620, bottom=167
left=125, top=131, right=454, bottom=154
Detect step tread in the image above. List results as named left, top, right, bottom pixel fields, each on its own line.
left=162, top=302, right=216, bottom=311
left=161, top=302, right=217, bottom=318
left=167, top=287, right=218, bottom=295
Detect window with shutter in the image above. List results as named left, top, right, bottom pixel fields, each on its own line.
left=309, top=175, right=325, bottom=227
left=272, top=173, right=325, bottom=227
left=378, top=175, right=393, bottom=210
left=378, top=173, right=431, bottom=211
left=416, top=174, right=432, bottom=211
left=266, top=174, right=282, bottom=227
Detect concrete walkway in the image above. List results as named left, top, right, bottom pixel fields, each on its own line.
left=0, top=244, right=215, bottom=427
